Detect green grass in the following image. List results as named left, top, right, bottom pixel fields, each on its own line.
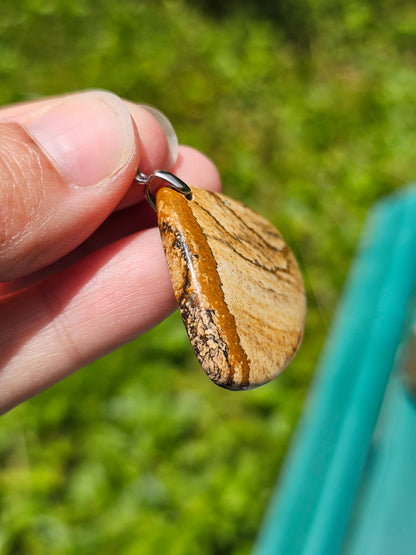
left=2, top=0, right=416, bottom=552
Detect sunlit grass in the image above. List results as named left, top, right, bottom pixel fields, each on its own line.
left=1, top=1, right=416, bottom=552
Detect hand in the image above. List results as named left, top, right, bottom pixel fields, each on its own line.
left=0, top=90, right=221, bottom=413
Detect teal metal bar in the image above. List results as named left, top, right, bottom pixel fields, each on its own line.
left=254, top=188, right=416, bottom=554
left=342, top=374, right=416, bottom=554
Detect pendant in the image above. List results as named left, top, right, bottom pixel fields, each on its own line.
left=136, top=171, right=306, bottom=390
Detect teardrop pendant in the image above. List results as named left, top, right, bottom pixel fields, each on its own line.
left=156, top=184, right=306, bottom=391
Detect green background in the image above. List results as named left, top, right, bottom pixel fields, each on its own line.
left=1, top=1, right=416, bottom=553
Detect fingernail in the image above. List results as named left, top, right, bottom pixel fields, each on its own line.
left=25, top=91, right=135, bottom=187
left=140, top=105, right=179, bottom=168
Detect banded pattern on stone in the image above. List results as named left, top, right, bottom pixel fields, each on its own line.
left=156, top=186, right=306, bottom=390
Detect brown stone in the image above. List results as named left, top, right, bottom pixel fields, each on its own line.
left=156, top=186, right=306, bottom=390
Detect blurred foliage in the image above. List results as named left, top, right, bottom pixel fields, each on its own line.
left=2, top=0, right=416, bottom=552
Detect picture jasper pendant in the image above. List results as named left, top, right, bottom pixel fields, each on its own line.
left=136, top=170, right=306, bottom=390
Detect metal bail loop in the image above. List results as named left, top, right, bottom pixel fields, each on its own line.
left=135, top=170, right=192, bottom=211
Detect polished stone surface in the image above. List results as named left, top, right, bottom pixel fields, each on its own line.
left=157, top=186, right=306, bottom=390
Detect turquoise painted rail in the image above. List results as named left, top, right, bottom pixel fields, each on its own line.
left=255, top=188, right=416, bottom=554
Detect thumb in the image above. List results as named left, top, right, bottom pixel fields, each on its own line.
left=0, top=91, right=139, bottom=282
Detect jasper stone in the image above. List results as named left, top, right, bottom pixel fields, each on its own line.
left=156, top=186, right=306, bottom=390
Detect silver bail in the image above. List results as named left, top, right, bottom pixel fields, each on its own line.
left=134, top=170, right=192, bottom=211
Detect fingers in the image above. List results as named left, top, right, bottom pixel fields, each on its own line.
left=0, top=91, right=176, bottom=281
left=1, top=146, right=222, bottom=292
left=0, top=229, right=171, bottom=413
left=0, top=147, right=222, bottom=413
left=127, top=102, right=178, bottom=171
left=170, top=145, right=222, bottom=192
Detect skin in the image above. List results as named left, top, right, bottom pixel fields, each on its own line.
left=0, top=91, right=221, bottom=413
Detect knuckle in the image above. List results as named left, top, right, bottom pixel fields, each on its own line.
left=38, top=279, right=82, bottom=369
left=0, top=123, right=51, bottom=278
